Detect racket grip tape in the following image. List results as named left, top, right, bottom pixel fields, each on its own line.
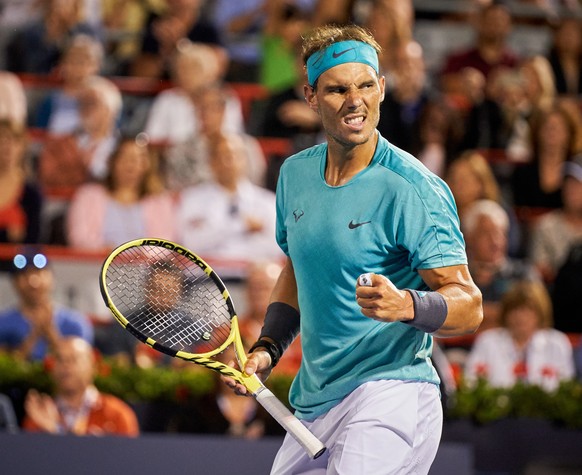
left=255, top=387, right=326, bottom=459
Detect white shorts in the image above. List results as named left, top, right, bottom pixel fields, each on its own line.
left=270, top=380, right=443, bottom=475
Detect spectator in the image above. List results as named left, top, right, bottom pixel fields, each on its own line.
left=497, top=55, right=558, bottom=163
left=260, top=1, right=312, bottom=93
left=66, top=137, right=176, bottom=250
left=459, top=67, right=525, bottom=154
left=209, top=0, right=267, bottom=83
left=38, top=75, right=122, bottom=191
left=23, top=336, right=139, bottom=436
left=511, top=103, right=580, bottom=209
left=0, top=120, right=43, bottom=247
left=130, top=0, right=224, bottom=79
left=143, top=40, right=244, bottom=147
left=100, top=0, right=162, bottom=75
left=5, top=0, right=101, bottom=74
left=546, top=17, right=582, bottom=97
left=365, top=0, right=414, bottom=74
left=177, top=133, right=282, bottom=261
left=446, top=150, right=521, bottom=255
left=0, top=251, right=93, bottom=361
left=163, top=84, right=266, bottom=190
left=440, top=2, right=519, bottom=104
left=461, top=199, right=538, bottom=330
left=259, top=48, right=322, bottom=144
left=528, top=153, right=582, bottom=283
left=378, top=41, right=462, bottom=177
left=0, top=72, right=27, bottom=128
left=34, top=34, right=104, bottom=134
left=464, top=279, right=574, bottom=391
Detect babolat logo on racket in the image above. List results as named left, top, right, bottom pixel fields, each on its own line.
left=141, top=239, right=208, bottom=270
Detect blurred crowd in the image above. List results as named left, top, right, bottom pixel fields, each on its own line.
left=1, top=0, right=582, bottom=437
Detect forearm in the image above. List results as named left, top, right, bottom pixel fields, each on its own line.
left=268, top=257, right=298, bottom=309
left=432, top=284, right=483, bottom=337
left=250, top=258, right=300, bottom=366
left=419, top=265, right=483, bottom=337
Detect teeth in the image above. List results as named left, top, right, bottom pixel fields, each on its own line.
left=346, top=116, right=364, bottom=125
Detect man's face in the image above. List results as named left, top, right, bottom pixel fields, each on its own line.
left=468, top=216, right=508, bottom=265
left=53, top=339, right=94, bottom=395
left=305, top=62, right=384, bottom=149
left=14, top=268, right=53, bottom=304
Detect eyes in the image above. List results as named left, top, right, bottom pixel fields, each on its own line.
left=326, top=82, right=376, bottom=95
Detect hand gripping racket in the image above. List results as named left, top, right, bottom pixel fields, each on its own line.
left=99, top=238, right=326, bottom=459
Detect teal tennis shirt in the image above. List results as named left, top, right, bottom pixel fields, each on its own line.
left=275, top=133, right=467, bottom=420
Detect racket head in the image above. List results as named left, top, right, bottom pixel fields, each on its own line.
left=100, top=238, right=243, bottom=361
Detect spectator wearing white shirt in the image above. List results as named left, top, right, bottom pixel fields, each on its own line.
left=176, top=133, right=281, bottom=261
left=143, top=40, right=243, bottom=146
left=464, top=279, right=574, bottom=392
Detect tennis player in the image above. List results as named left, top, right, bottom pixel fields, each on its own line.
left=227, top=24, right=483, bottom=474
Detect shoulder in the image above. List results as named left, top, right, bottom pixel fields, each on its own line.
left=0, top=308, right=22, bottom=323
left=375, top=136, right=453, bottom=199
left=535, top=328, right=572, bottom=345
left=473, top=328, right=509, bottom=345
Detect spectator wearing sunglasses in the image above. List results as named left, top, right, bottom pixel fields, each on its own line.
left=0, top=251, right=93, bottom=361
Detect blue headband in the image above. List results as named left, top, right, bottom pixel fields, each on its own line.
left=306, top=40, right=379, bottom=86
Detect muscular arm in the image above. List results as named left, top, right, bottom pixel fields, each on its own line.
left=418, top=264, right=483, bottom=337
left=357, top=264, right=483, bottom=338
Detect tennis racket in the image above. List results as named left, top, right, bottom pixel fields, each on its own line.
left=99, top=238, right=326, bottom=459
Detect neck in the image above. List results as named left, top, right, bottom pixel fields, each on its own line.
left=112, top=187, right=140, bottom=203
left=58, top=386, right=92, bottom=410
left=325, top=132, right=378, bottom=186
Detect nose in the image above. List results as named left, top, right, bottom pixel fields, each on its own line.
left=345, top=88, right=363, bottom=109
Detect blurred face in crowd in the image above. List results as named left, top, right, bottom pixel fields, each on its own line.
left=466, top=215, right=508, bottom=266
left=59, top=42, right=100, bottom=86
left=14, top=268, right=54, bottom=306
left=446, top=160, right=484, bottom=209
left=52, top=338, right=95, bottom=396
left=554, top=19, right=581, bottom=55
left=505, top=305, right=539, bottom=343
left=562, top=176, right=582, bottom=215
left=79, top=86, right=114, bottom=133
left=144, top=269, right=183, bottom=314
left=173, top=45, right=219, bottom=94
left=393, top=42, right=426, bottom=102
left=0, top=123, right=24, bottom=173
left=477, top=5, right=511, bottom=44
left=111, top=141, right=150, bottom=190
left=537, top=110, right=571, bottom=154
left=210, top=135, right=247, bottom=190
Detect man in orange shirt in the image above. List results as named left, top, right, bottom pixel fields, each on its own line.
left=23, top=336, right=139, bottom=436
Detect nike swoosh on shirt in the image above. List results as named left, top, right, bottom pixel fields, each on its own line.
left=332, top=48, right=356, bottom=59
left=348, top=220, right=371, bottom=229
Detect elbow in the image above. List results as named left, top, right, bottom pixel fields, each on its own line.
left=467, top=287, right=484, bottom=334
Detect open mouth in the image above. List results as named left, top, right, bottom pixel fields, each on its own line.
left=344, top=115, right=366, bottom=131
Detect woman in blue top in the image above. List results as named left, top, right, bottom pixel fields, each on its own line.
left=226, top=24, right=483, bottom=475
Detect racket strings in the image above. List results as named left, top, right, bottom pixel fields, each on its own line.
left=106, top=245, right=232, bottom=353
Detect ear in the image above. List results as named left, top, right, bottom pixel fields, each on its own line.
left=304, top=84, right=319, bottom=114
left=379, top=75, right=386, bottom=103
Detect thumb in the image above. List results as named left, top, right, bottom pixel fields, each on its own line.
left=244, top=350, right=271, bottom=376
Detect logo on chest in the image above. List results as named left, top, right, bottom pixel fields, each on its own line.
left=293, top=209, right=305, bottom=222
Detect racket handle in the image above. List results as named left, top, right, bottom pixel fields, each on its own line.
left=255, top=387, right=326, bottom=459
